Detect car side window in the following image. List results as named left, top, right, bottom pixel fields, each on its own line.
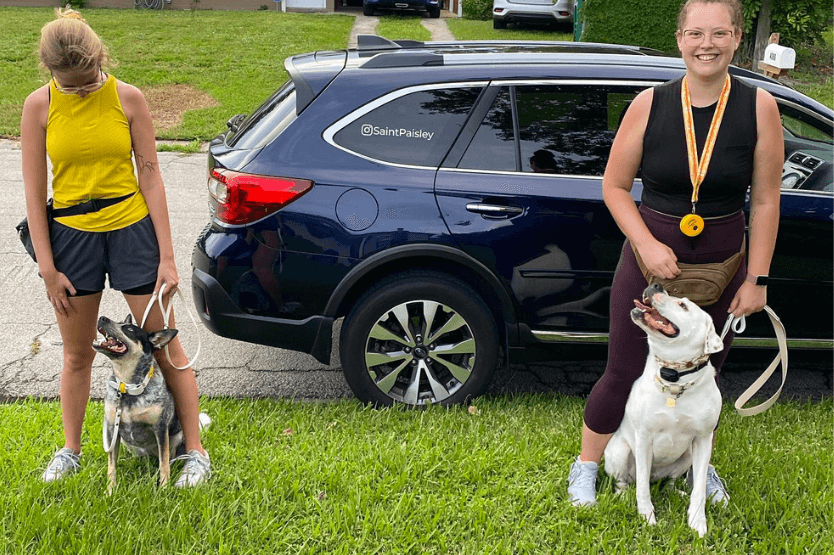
left=458, top=88, right=516, bottom=172
left=457, top=84, right=644, bottom=175
left=517, top=85, right=637, bottom=176
left=333, top=87, right=482, bottom=167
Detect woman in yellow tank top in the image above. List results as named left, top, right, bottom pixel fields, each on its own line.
left=21, top=7, right=211, bottom=487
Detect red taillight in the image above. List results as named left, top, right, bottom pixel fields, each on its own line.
left=208, top=169, right=313, bottom=225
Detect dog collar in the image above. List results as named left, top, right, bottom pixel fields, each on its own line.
left=654, top=370, right=708, bottom=401
left=107, top=365, right=155, bottom=397
left=658, top=360, right=710, bottom=383
left=654, top=354, right=711, bottom=383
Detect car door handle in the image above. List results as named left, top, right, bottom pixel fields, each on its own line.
left=465, top=203, right=523, bottom=219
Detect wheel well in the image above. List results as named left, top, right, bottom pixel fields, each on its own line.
left=333, top=256, right=514, bottom=345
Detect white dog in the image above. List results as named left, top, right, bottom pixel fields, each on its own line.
left=603, top=283, right=725, bottom=537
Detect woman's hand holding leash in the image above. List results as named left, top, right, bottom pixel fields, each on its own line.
left=728, top=281, right=766, bottom=318
left=154, top=260, right=179, bottom=303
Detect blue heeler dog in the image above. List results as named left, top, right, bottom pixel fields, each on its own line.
left=94, top=314, right=186, bottom=493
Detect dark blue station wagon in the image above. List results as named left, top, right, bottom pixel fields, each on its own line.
left=192, top=37, right=834, bottom=406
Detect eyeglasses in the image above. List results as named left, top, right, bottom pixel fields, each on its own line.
left=53, top=71, right=106, bottom=95
left=681, top=29, right=735, bottom=47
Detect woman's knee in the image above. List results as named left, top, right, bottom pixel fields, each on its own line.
left=62, top=348, right=96, bottom=372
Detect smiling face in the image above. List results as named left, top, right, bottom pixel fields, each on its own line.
left=676, top=2, right=741, bottom=82
left=631, top=285, right=725, bottom=364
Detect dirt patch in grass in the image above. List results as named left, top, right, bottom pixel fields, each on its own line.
left=141, top=84, right=219, bottom=132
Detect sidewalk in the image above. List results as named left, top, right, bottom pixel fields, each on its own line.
left=348, top=10, right=455, bottom=48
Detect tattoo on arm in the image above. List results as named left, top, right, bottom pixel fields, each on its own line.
left=135, top=154, right=158, bottom=175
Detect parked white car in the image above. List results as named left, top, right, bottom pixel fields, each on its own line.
left=492, top=0, right=573, bottom=29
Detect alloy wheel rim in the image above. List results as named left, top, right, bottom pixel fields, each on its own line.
left=363, top=299, right=476, bottom=405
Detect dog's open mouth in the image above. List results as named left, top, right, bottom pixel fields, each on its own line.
left=633, top=297, right=680, bottom=338
left=94, top=328, right=127, bottom=355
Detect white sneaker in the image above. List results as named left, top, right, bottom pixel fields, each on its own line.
left=687, top=464, right=730, bottom=506
left=567, top=456, right=598, bottom=506
left=172, top=449, right=211, bottom=488
left=42, top=447, right=81, bottom=483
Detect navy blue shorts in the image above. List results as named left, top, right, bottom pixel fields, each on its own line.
left=49, top=216, right=159, bottom=297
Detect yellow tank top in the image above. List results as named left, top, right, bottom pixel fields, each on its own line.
left=47, top=74, right=148, bottom=231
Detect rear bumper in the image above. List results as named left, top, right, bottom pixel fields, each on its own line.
left=192, top=267, right=333, bottom=364
left=366, top=0, right=439, bottom=7
left=493, top=7, right=571, bottom=23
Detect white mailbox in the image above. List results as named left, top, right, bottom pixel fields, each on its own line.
left=763, top=44, right=795, bottom=70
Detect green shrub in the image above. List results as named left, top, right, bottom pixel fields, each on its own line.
left=463, top=0, right=492, bottom=21
left=580, top=0, right=680, bottom=52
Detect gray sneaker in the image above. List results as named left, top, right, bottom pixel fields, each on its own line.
left=172, top=449, right=211, bottom=488
left=687, top=464, right=730, bottom=506
left=42, top=447, right=81, bottom=483
left=568, top=456, right=598, bottom=506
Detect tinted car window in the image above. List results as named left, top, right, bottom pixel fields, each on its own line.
left=458, top=88, right=516, bottom=171
left=230, top=81, right=297, bottom=149
left=458, top=84, right=644, bottom=175
left=334, top=87, right=482, bottom=167
left=517, top=85, right=640, bottom=176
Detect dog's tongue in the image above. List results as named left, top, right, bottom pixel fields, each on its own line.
left=634, top=299, right=676, bottom=335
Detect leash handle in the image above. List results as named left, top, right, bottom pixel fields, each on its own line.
left=139, top=283, right=202, bottom=370
left=720, top=312, right=746, bottom=341
left=733, top=305, right=788, bottom=416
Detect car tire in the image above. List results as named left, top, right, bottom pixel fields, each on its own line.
left=493, top=18, right=507, bottom=29
left=340, top=271, right=499, bottom=407
left=428, top=6, right=441, bottom=18
left=363, top=3, right=375, bottom=15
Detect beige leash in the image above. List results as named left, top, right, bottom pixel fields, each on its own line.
left=720, top=306, right=788, bottom=416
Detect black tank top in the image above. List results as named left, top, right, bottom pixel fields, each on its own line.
left=640, top=75, right=758, bottom=217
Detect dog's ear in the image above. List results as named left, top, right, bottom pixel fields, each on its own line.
left=123, top=314, right=134, bottom=325
left=705, top=321, right=724, bottom=354
left=148, top=329, right=178, bottom=352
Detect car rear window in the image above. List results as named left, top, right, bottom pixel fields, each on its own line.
left=333, top=86, right=483, bottom=167
left=229, top=81, right=297, bottom=150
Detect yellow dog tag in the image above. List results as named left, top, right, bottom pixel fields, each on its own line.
left=666, top=397, right=676, bottom=408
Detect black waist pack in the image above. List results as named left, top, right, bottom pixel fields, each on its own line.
left=16, top=193, right=135, bottom=262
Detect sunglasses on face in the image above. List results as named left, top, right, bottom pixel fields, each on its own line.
left=53, top=71, right=106, bottom=95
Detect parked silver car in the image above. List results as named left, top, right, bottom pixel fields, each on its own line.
left=492, top=0, right=572, bottom=29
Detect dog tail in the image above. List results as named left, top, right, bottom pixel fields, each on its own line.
left=198, top=412, right=212, bottom=431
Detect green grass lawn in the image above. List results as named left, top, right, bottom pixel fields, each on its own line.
left=0, top=8, right=829, bottom=141
left=375, top=14, right=432, bottom=42
left=1, top=396, right=831, bottom=554
left=0, top=7, right=355, bottom=140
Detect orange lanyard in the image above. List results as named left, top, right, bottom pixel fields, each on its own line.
left=680, top=75, right=731, bottom=209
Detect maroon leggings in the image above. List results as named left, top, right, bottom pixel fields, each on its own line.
left=583, top=205, right=747, bottom=435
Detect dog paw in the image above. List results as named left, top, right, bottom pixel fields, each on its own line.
left=689, top=513, right=708, bottom=537
left=638, top=506, right=657, bottom=525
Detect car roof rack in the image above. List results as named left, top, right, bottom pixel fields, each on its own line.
left=356, top=35, right=426, bottom=51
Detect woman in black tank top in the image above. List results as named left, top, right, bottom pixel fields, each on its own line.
left=567, top=0, right=784, bottom=508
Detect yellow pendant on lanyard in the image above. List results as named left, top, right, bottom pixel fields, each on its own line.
left=680, top=75, right=731, bottom=237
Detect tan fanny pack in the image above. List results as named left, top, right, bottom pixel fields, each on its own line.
left=631, top=236, right=746, bottom=307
